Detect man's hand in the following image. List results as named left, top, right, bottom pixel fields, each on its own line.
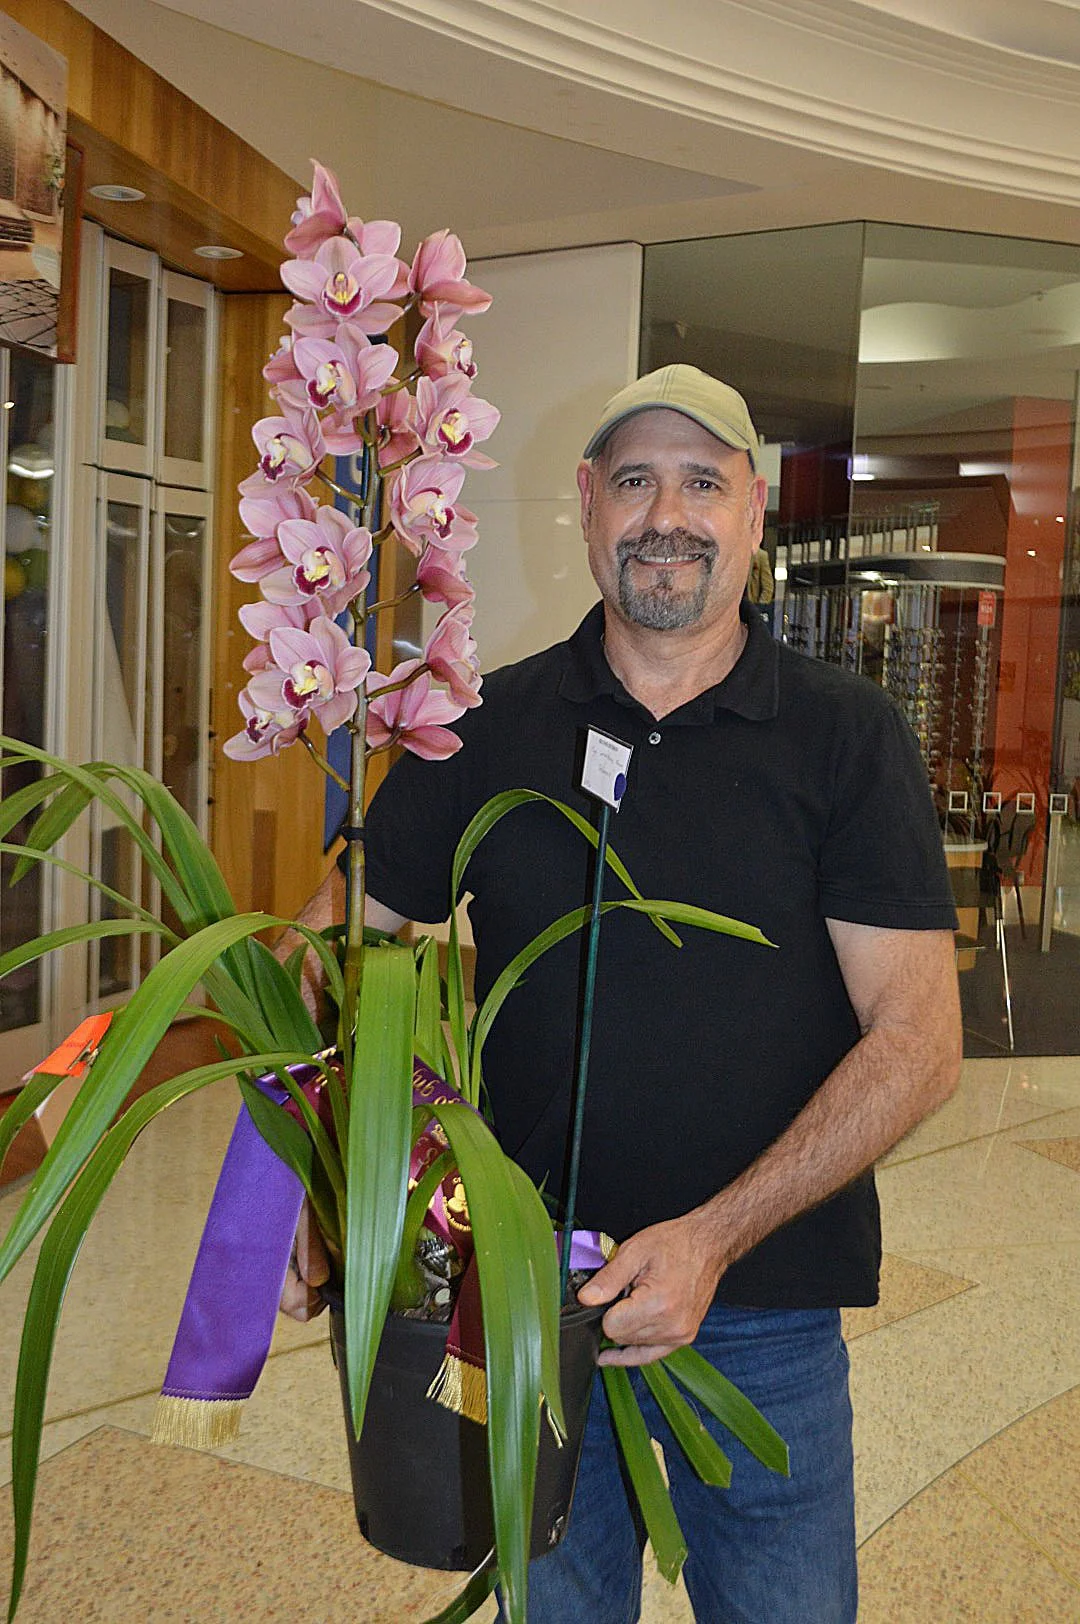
left=280, top=1199, right=330, bottom=1321
left=577, top=1213, right=724, bottom=1366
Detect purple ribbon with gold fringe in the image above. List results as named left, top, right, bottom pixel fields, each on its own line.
left=152, top=1060, right=611, bottom=1449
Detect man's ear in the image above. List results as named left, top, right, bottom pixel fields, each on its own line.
left=576, top=459, right=594, bottom=530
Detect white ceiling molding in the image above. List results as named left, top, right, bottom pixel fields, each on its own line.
left=152, top=0, right=1080, bottom=204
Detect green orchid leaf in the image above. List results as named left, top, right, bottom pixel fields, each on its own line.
left=602, top=1365, right=688, bottom=1584
left=0, top=911, right=287, bottom=1289
left=3, top=778, right=85, bottom=871
left=452, top=789, right=681, bottom=947
left=0, top=742, right=192, bottom=921
left=0, top=1071, right=63, bottom=1180
left=244, top=938, right=323, bottom=1054
left=503, top=1156, right=567, bottom=1443
left=425, top=1097, right=556, bottom=1624
left=0, top=918, right=165, bottom=980
left=5, top=1049, right=310, bottom=1623
left=661, top=1345, right=789, bottom=1476
left=391, top=1146, right=455, bottom=1312
left=413, top=935, right=444, bottom=1074
left=419, top=1555, right=499, bottom=1624
left=615, top=898, right=774, bottom=948
left=343, top=942, right=416, bottom=1438
left=469, top=905, right=588, bottom=1103
left=0, top=840, right=178, bottom=936
left=640, top=1360, right=732, bottom=1487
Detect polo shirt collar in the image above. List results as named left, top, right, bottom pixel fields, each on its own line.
left=558, top=599, right=779, bottom=723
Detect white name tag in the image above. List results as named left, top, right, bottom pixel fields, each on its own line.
left=581, top=725, right=633, bottom=810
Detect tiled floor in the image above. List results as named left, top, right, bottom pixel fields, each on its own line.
left=2, top=1053, right=1079, bottom=1619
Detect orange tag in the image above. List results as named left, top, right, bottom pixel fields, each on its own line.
left=33, top=1014, right=113, bottom=1077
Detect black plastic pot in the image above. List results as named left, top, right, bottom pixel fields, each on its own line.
left=327, top=1297, right=604, bottom=1570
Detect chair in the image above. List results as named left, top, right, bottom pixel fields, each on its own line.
left=992, top=804, right=1035, bottom=938
left=950, top=854, right=1014, bottom=1052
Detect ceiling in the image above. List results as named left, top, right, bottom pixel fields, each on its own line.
left=67, top=0, right=1080, bottom=262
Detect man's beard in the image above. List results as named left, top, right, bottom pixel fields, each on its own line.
left=615, top=527, right=718, bottom=630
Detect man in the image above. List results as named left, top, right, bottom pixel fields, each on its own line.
left=287, top=365, right=961, bottom=1622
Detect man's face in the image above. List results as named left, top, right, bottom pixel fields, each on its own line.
left=577, top=409, right=767, bottom=636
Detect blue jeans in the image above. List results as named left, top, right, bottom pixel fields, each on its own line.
left=498, top=1303, right=856, bottom=1624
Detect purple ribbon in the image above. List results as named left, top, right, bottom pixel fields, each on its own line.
left=160, top=1075, right=306, bottom=1404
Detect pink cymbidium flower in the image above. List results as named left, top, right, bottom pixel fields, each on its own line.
left=282, top=238, right=403, bottom=335
left=233, top=487, right=318, bottom=580
left=283, top=330, right=399, bottom=418
left=375, top=388, right=420, bottom=470
left=269, top=615, right=371, bottom=735
left=423, top=604, right=482, bottom=708
left=366, top=660, right=465, bottom=760
left=389, top=455, right=478, bottom=555
left=416, top=373, right=499, bottom=468
left=239, top=599, right=315, bottom=643
left=241, top=603, right=316, bottom=672
left=409, top=231, right=492, bottom=320
left=415, top=309, right=478, bottom=381
left=284, top=162, right=348, bottom=258
left=264, top=334, right=302, bottom=388
left=261, top=507, right=372, bottom=617
left=416, top=544, right=476, bottom=610
left=245, top=407, right=324, bottom=490
left=224, top=686, right=308, bottom=761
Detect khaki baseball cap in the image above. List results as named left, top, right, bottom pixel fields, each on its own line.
left=583, top=364, right=760, bottom=471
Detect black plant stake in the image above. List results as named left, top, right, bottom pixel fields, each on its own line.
left=559, top=727, right=632, bottom=1305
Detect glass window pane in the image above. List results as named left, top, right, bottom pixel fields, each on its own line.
left=105, top=267, right=150, bottom=447
left=161, top=510, right=205, bottom=820
left=1, top=350, right=54, bottom=1031
left=163, top=298, right=206, bottom=464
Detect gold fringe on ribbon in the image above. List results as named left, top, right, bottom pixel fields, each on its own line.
left=427, top=1353, right=488, bottom=1426
left=151, top=1394, right=245, bottom=1450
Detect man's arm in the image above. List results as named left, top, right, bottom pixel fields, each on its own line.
left=579, top=922, right=962, bottom=1364
left=277, top=866, right=411, bottom=1320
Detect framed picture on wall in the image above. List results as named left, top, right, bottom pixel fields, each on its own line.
left=0, top=15, right=68, bottom=356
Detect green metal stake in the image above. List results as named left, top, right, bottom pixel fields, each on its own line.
left=559, top=798, right=612, bottom=1307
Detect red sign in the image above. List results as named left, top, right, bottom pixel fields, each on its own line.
left=977, top=591, right=997, bottom=628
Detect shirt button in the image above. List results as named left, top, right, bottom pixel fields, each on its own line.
left=648, top=730, right=662, bottom=745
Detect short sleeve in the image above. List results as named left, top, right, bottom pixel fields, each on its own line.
left=817, top=697, right=958, bottom=931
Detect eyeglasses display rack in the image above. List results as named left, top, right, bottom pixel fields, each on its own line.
left=777, top=515, right=1004, bottom=805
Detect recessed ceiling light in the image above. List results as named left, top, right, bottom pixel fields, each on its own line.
left=88, top=184, right=146, bottom=203
left=194, top=245, right=243, bottom=260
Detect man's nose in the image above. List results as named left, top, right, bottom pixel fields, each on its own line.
left=645, top=481, right=690, bottom=533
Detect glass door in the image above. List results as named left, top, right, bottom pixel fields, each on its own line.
left=0, top=347, right=60, bottom=1074
left=100, top=239, right=157, bottom=477
left=90, top=472, right=150, bottom=1005
left=156, top=271, right=215, bottom=489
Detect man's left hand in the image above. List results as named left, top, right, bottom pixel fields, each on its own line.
left=577, top=1212, right=724, bottom=1366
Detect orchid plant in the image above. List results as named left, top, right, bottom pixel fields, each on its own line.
left=0, top=165, right=787, bottom=1624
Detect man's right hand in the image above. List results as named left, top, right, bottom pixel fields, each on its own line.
left=280, top=1199, right=330, bottom=1320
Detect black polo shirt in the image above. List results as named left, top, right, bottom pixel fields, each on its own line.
left=363, top=602, right=956, bottom=1307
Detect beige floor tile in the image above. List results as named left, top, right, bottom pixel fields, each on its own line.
left=857, top=1471, right=1080, bottom=1622
left=881, top=1055, right=1080, bottom=1167
left=961, top=1384, right=1080, bottom=1584
left=849, top=1240, right=1080, bottom=1539
left=878, top=1133, right=1080, bottom=1253
left=0, top=1425, right=492, bottom=1623
left=842, top=1253, right=972, bottom=1342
